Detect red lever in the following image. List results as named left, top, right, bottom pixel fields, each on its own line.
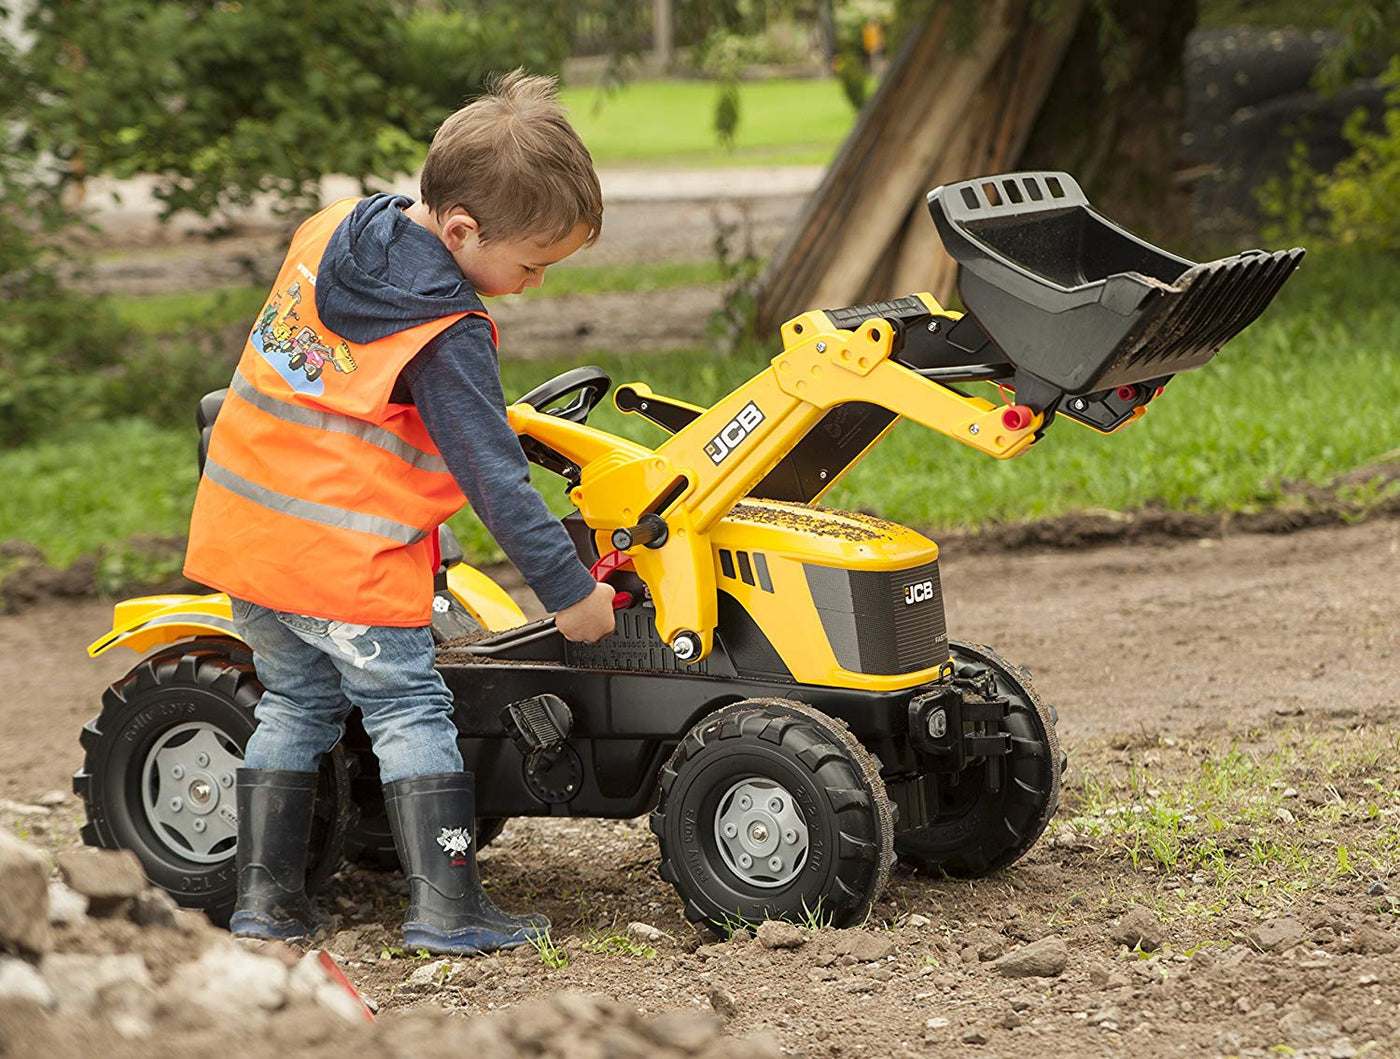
left=589, top=549, right=634, bottom=581
left=1117, top=385, right=1139, bottom=402
left=612, top=591, right=634, bottom=610
left=1001, top=404, right=1034, bottom=431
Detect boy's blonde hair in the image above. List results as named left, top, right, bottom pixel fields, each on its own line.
left=421, top=69, right=602, bottom=247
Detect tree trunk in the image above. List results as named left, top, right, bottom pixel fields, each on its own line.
left=754, top=0, right=1197, bottom=336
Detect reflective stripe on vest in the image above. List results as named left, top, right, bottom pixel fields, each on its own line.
left=182, top=197, right=494, bottom=626
left=228, top=370, right=449, bottom=475
left=201, top=457, right=430, bottom=545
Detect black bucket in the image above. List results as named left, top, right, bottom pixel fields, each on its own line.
left=927, top=172, right=1304, bottom=396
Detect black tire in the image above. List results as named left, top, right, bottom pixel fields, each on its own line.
left=341, top=712, right=508, bottom=870
left=306, top=365, right=322, bottom=382
left=288, top=351, right=306, bottom=370
left=651, top=699, right=893, bottom=933
left=73, top=649, right=351, bottom=926
left=894, top=641, right=1062, bottom=878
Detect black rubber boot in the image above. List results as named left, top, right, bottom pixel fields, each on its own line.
left=228, top=769, right=322, bottom=941
left=384, top=772, right=549, bottom=955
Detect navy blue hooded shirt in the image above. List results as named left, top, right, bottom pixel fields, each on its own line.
left=314, top=193, right=596, bottom=614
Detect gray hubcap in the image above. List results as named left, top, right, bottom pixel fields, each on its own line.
left=141, top=723, right=243, bottom=864
left=714, top=776, right=809, bottom=888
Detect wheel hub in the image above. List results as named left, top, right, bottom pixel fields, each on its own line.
left=715, top=777, right=809, bottom=888
left=141, top=723, right=243, bottom=864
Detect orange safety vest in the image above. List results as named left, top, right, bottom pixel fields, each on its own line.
left=183, top=198, right=496, bottom=626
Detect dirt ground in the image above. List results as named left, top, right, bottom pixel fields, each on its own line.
left=3, top=516, right=1398, bottom=1058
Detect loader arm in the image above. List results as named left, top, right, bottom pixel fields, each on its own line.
left=508, top=292, right=1039, bottom=661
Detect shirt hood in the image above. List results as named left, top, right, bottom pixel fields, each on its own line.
left=315, top=193, right=486, bottom=344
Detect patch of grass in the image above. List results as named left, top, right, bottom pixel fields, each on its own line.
left=797, top=897, right=834, bottom=932
left=1063, top=725, right=1400, bottom=916
left=558, top=78, right=855, bottom=167
left=111, top=285, right=268, bottom=335
left=524, top=258, right=727, bottom=297
left=526, top=928, right=570, bottom=969
left=580, top=929, right=658, bottom=959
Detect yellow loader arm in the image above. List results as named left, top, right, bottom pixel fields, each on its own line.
left=510, top=293, right=1038, bottom=663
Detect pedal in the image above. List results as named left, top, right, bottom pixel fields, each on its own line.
left=500, top=694, right=573, bottom=770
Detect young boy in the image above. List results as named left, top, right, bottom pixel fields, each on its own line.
left=183, top=70, right=616, bottom=955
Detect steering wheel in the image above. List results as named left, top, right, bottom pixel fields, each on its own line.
left=515, top=366, right=612, bottom=424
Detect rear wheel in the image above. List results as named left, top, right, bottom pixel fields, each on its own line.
left=652, top=699, right=893, bottom=933
left=894, top=641, right=1062, bottom=877
left=73, top=649, right=351, bottom=925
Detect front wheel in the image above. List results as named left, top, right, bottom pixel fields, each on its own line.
left=651, top=700, right=893, bottom=933
left=73, top=649, right=351, bottom=925
left=894, top=641, right=1062, bottom=877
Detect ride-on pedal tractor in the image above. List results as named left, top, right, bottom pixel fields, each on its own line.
left=76, top=173, right=1303, bottom=930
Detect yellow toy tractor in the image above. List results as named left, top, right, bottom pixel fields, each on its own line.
left=75, top=173, right=1303, bottom=930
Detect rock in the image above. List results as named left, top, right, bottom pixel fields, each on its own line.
left=104, top=978, right=156, bottom=1039
left=1278, top=1000, right=1341, bottom=1045
left=0, top=830, right=51, bottom=954
left=1248, top=917, right=1306, bottom=952
left=708, top=985, right=738, bottom=1019
left=836, top=930, right=896, bottom=962
left=1366, top=880, right=1388, bottom=896
left=405, top=959, right=454, bottom=989
left=0, top=955, right=56, bottom=1009
left=1351, top=925, right=1397, bottom=955
left=904, top=913, right=931, bottom=928
left=1111, top=907, right=1164, bottom=952
left=167, top=941, right=290, bottom=1017
left=46, top=881, right=88, bottom=926
left=38, top=791, right=67, bottom=808
left=756, top=921, right=807, bottom=950
left=55, top=848, right=146, bottom=912
left=961, top=1028, right=989, bottom=1045
left=926, top=1016, right=951, bottom=1030
left=41, top=952, right=151, bottom=1014
left=991, top=937, right=1069, bottom=978
left=627, top=922, right=670, bottom=944
left=130, top=888, right=180, bottom=929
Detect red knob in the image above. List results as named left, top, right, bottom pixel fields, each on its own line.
left=612, top=591, right=634, bottom=610
left=1117, top=385, right=1138, bottom=402
left=1001, top=405, right=1034, bottom=431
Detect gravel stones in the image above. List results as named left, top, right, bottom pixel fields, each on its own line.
left=1111, top=907, right=1164, bottom=952
left=756, top=921, right=807, bottom=950
left=991, top=937, right=1068, bottom=978
left=834, top=930, right=896, bottom=962
left=1248, top=917, right=1306, bottom=953
left=0, top=828, right=50, bottom=955
left=55, top=848, right=146, bottom=913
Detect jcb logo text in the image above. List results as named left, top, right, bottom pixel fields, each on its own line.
left=705, top=401, right=765, bottom=465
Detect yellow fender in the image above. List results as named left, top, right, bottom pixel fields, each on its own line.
left=87, top=594, right=238, bottom=658
left=89, top=565, right=527, bottom=658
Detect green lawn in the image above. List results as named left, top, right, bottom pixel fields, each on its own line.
left=4, top=246, right=1397, bottom=587
left=558, top=78, right=857, bottom=167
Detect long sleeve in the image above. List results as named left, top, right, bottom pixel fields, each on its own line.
left=404, top=317, right=597, bottom=613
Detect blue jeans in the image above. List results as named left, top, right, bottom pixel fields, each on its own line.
left=231, top=598, right=463, bottom=784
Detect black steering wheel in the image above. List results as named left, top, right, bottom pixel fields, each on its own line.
left=515, top=366, right=612, bottom=424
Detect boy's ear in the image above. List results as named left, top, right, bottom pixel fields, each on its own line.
left=438, top=207, right=480, bottom=251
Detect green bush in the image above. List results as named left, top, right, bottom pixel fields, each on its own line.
left=1317, top=58, right=1400, bottom=249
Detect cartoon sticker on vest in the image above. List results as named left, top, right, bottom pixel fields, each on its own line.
left=252, top=280, right=357, bottom=387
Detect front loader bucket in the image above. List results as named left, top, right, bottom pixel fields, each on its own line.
left=928, top=172, right=1304, bottom=396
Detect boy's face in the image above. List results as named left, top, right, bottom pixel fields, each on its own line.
left=439, top=208, right=591, bottom=297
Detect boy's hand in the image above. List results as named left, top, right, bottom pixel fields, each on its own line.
left=554, top=582, right=617, bottom=642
